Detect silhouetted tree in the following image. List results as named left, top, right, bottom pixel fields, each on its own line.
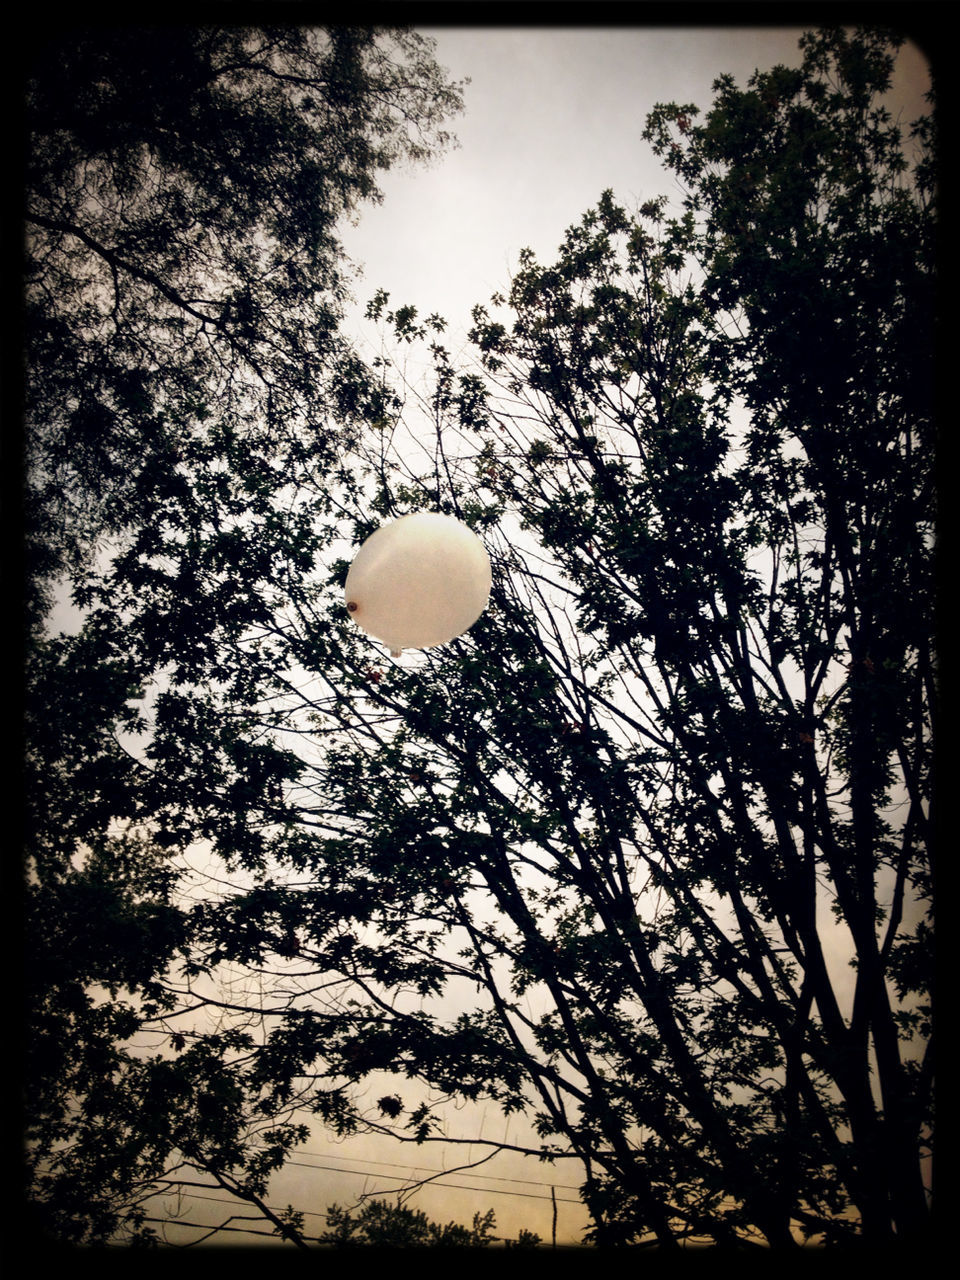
left=24, top=23, right=462, bottom=622
left=22, top=22, right=463, bottom=1247
left=25, top=27, right=933, bottom=1249
left=320, top=1199, right=540, bottom=1248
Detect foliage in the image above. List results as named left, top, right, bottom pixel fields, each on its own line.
left=22, top=22, right=464, bottom=1248
left=320, top=1198, right=540, bottom=1248
left=24, top=23, right=462, bottom=627
left=24, top=26, right=933, bottom=1249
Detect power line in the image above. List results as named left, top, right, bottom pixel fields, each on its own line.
left=138, top=1141, right=586, bottom=1249
left=144, top=1176, right=582, bottom=1247
left=148, top=1187, right=328, bottom=1223
left=286, top=1161, right=582, bottom=1204
left=154, top=1175, right=579, bottom=1224
left=284, top=1147, right=583, bottom=1197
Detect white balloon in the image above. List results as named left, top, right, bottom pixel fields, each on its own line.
left=345, top=512, right=492, bottom=655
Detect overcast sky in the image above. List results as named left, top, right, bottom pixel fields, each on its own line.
left=179, top=25, right=934, bottom=1247
left=340, top=26, right=931, bottom=349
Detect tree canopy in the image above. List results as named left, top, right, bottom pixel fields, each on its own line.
left=21, top=22, right=465, bottom=1247
left=22, top=26, right=934, bottom=1249
left=319, top=1199, right=540, bottom=1248
left=24, top=24, right=462, bottom=622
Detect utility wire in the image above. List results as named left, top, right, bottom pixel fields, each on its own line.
left=153, top=1166, right=581, bottom=1210
left=145, top=1178, right=582, bottom=1247
left=284, top=1147, right=583, bottom=1196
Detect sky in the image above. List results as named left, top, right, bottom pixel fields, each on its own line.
left=148, top=24, right=933, bottom=1247
left=340, top=25, right=931, bottom=349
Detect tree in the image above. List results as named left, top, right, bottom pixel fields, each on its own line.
left=23, top=23, right=463, bottom=625
left=21, top=22, right=464, bottom=1247
left=319, top=1199, right=540, bottom=1248
left=24, top=27, right=933, bottom=1248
